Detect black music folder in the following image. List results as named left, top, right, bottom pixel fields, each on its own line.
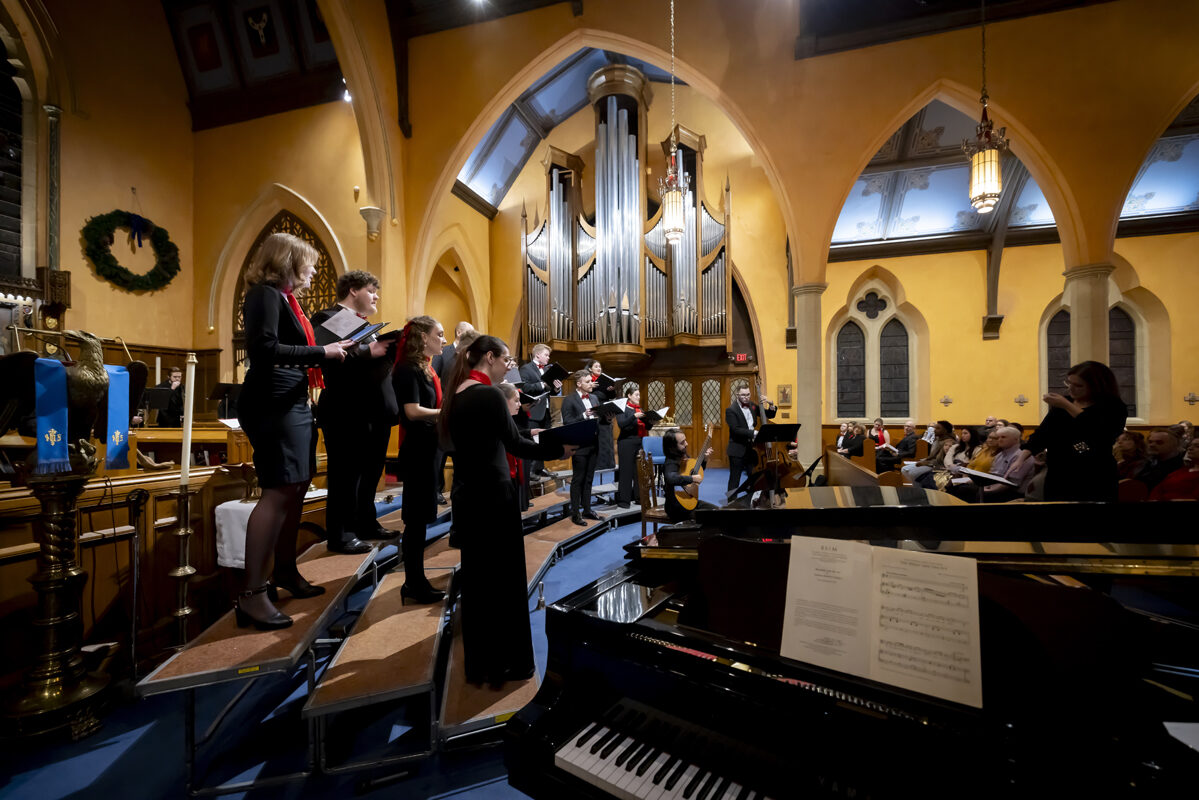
left=519, top=389, right=548, bottom=406
left=595, top=372, right=624, bottom=393
left=539, top=362, right=570, bottom=384
left=503, top=366, right=524, bottom=388
left=642, top=405, right=670, bottom=424
left=314, top=307, right=388, bottom=345
left=539, top=418, right=598, bottom=447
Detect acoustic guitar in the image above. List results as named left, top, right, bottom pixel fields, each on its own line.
left=675, top=424, right=714, bottom=511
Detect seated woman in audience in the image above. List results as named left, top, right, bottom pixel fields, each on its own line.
left=1170, top=420, right=1193, bottom=450
left=868, top=418, right=890, bottom=448
left=901, top=420, right=955, bottom=483
left=837, top=423, right=866, bottom=457
left=1113, top=430, right=1147, bottom=479
left=915, top=425, right=979, bottom=490
left=1007, top=360, right=1126, bottom=502
left=1148, top=437, right=1199, bottom=500
left=966, top=427, right=999, bottom=474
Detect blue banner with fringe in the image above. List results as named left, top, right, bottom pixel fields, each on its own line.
left=104, top=365, right=129, bottom=469
left=34, top=357, right=70, bottom=474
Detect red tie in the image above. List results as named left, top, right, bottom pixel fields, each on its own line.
left=282, top=289, right=324, bottom=389
left=582, top=393, right=590, bottom=400
left=356, top=312, right=368, bottom=320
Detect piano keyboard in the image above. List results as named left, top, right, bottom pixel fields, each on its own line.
left=553, top=699, right=775, bottom=800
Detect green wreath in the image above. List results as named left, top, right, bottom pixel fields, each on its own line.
left=82, top=210, right=181, bottom=292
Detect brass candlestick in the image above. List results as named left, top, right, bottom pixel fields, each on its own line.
left=167, top=487, right=198, bottom=648
left=4, top=471, right=108, bottom=740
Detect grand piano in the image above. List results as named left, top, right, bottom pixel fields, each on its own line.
left=506, top=491, right=1199, bottom=799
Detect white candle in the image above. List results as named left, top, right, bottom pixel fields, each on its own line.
left=155, top=356, right=161, bottom=385
left=180, top=352, right=197, bottom=486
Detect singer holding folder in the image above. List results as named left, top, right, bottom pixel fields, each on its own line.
left=311, top=270, right=394, bottom=555
left=562, top=369, right=607, bottom=525
left=236, top=233, right=351, bottom=630
left=440, top=335, right=571, bottom=685
left=615, top=384, right=647, bottom=508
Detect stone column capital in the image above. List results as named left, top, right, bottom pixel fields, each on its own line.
left=1062, top=262, right=1115, bottom=281
left=792, top=282, right=828, bottom=297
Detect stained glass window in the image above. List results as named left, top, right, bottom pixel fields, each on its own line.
left=1108, top=307, right=1136, bottom=417
left=836, top=321, right=865, bottom=417
left=879, top=318, right=909, bottom=417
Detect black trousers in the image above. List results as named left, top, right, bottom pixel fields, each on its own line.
left=570, top=450, right=598, bottom=514
left=435, top=448, right=448, bottom=493
left=727, top=450, right=758, bottom=492
left=527, top=414, right=549, bottom=477
left=616, top=436, right=642, bottom=505
left=321, top=416, right=389, bottom=545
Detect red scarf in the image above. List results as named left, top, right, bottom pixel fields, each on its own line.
left=628, top=401, right=647, bottom=437
left=282, top=288, right=324, bottom=389
left=507, top=451, right=522, bottom=481
left=468, top=369, right=492, bottom=385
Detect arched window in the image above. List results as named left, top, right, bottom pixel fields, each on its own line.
left=836, top=321, right=865, bottom=417
left=1046, top=309, right=1071, bottom=397
left=1108, top=306, right=1137, bottom=417
left=0, top=42, right=21, bottom=277
left=232, top=211, right=338, bottom=371
left=879, top=318, right=909, bottom=417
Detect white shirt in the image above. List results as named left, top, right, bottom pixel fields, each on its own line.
left=741, top=403, right=754, bottom=429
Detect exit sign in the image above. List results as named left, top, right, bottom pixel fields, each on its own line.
left=733, top=353, right=748, bottom=363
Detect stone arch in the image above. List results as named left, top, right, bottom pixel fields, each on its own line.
left=423, top=249, right=474, bottom=335
left=414, top=223, right=485, bottom=327
left=408, top=28, right=796, bottom=316
left=209, top=183, right=348, bottom=379
left=826, top=265, right=930, bottom=422
left=833, top=77, right=1086, bottom=270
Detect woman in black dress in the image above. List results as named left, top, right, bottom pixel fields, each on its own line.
left=1008, top=360, right=1127, bottom=501
left=585, top=358, right=616, bottom=471
left=236, top=233, right=350, bottom=629
left=615, top=384, right=647, bottom=507
left=392, top=315, right=446, bottom=603
left=440, top=335, right=569, bottom=685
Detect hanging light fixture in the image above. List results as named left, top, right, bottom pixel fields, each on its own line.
left=659, top=0, right=688, bottom=244
left=962, top=0, right=1008, bottom=214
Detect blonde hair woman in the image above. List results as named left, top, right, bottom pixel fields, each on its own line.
left=235, top=233, right=350, bottom=629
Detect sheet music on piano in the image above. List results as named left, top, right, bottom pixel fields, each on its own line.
left=781, top=537, right=983, bottom=708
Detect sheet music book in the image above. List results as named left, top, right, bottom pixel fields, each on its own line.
left=218, top=418, right=241, bottom=430
left=519, top=389, right=548, bottom=406
left=642, top=406, right=670, bottom=423
left=503, top=367, right=524, bottom=386
left=317, top=307, right=364, bottom=340
left=958, top=466, right=1016, bottom=487
left=598, top=397, right=629, bottom=416
left=781, top=537, right=983, bottom=708
left=537, top=418, right=599, bottom=447
left=595, top=372, right=624, bottom=392
left=539, top=362, right=570, bottom=383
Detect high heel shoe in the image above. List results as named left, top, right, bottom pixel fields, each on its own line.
left=400, top=582, right=446, bottom=605
left=234, top=585, right=293, bottom=630
left=268, top=570, right=325, bottom=600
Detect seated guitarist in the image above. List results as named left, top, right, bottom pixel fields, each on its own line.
left=662, top=428, right=716, bottom=523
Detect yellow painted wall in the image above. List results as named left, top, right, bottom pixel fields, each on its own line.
left=191, top=100, right=369, bottom=365
left=53, top=0, right=194, bottom=348
left=424, top=264, right=471, bottom=334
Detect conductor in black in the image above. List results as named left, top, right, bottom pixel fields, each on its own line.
left=725, top=384, right=777, bottom=492
left=311, top=270, right=396, bottom=553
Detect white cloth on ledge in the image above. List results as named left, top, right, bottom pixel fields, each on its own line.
left=215, top=488, right=328, bottom=569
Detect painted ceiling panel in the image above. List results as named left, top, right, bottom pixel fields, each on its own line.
left=911, top=100, right=978, bottom=156
left=889, top=165, right=981, bottom=238
left=1121, top=135, right=1199, bottom=217
left=1010, top=176, right=1056, bottom=227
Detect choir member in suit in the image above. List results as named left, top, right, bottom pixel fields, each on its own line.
left=310, top=270, right=395, bottom=554
left=518, top=343, right=561, bottom=480
left=615, top=384, right=648, bottom=508
left=439, top=335, right=570, bottom=685
left=431, top=321, right=474, bottom=501
left=236, top=233, right=350, bottom=629
left=662, top=428, right=715, bottom=523
left=584, top=358, right=615, bottom=471
left=725, top=384, right=777, bottom=492
left=154, top=366, right=185, bottom=427
left=561, top=369, right=605, bottom=525
left=393, top=316, right=447, bottom=603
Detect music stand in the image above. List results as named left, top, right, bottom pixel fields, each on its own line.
left=753, top=423, right=800, bottom=443
left=208, top=383, right=242, bottom=419
left=143, top=387, right=173, bottom=426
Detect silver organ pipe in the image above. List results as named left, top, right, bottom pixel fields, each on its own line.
left=549, top=170, right=575, bottom=340
left=593, top=96, right=641, bottom=345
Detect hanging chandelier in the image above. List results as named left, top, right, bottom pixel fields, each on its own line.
left=962, top=0, right=1008, bottom=214
left=659, top=0, right=688, bottom=244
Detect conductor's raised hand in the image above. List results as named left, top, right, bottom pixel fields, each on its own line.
left=1043, top=392, right=1070, bottom=409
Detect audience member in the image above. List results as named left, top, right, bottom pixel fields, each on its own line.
left=1170, top=420, right=1193, bottom=450
left=876, top=419, right=919, bottom=472
left=951, top=426, right=1031, bottom=502
left=838, top=423, right=866, bottom=457
left=868, top=418, right=890, bottom=448
left=901, top=420, right=955, bottom=484
left=1007, top=361, right=1126, bottom=502
left=1113, top=431, right=1147, bottom=480
left=834, top=422, right=849, bottom=449
left=1134, top=429, right=1184, bottom=491
left=1148, top=437, right=1199, bottom=500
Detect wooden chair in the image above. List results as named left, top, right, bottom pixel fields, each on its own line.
left=637, top=449, right=670, bottom=538
left=851, top=438, right=877, bottom=472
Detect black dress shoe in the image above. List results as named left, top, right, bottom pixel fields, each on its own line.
left=581, top=510, right=605, bottom=521
left=401, top=583, right=446, bottom=604
left=359, top=526, right=396, bottom=540
left=436, top=493, right=448, bottom=505
left=328, top=537, right=372, bottom=554
left=269, top=571, right=325, bottom=600
left=571, top=514, right=586, bottom=526
left=234, top=586, right=292, bottom=630
left=616, top=503, right=631, bottom=509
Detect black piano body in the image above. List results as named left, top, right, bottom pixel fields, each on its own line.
left=506, top=497, right=1199, bottom=799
